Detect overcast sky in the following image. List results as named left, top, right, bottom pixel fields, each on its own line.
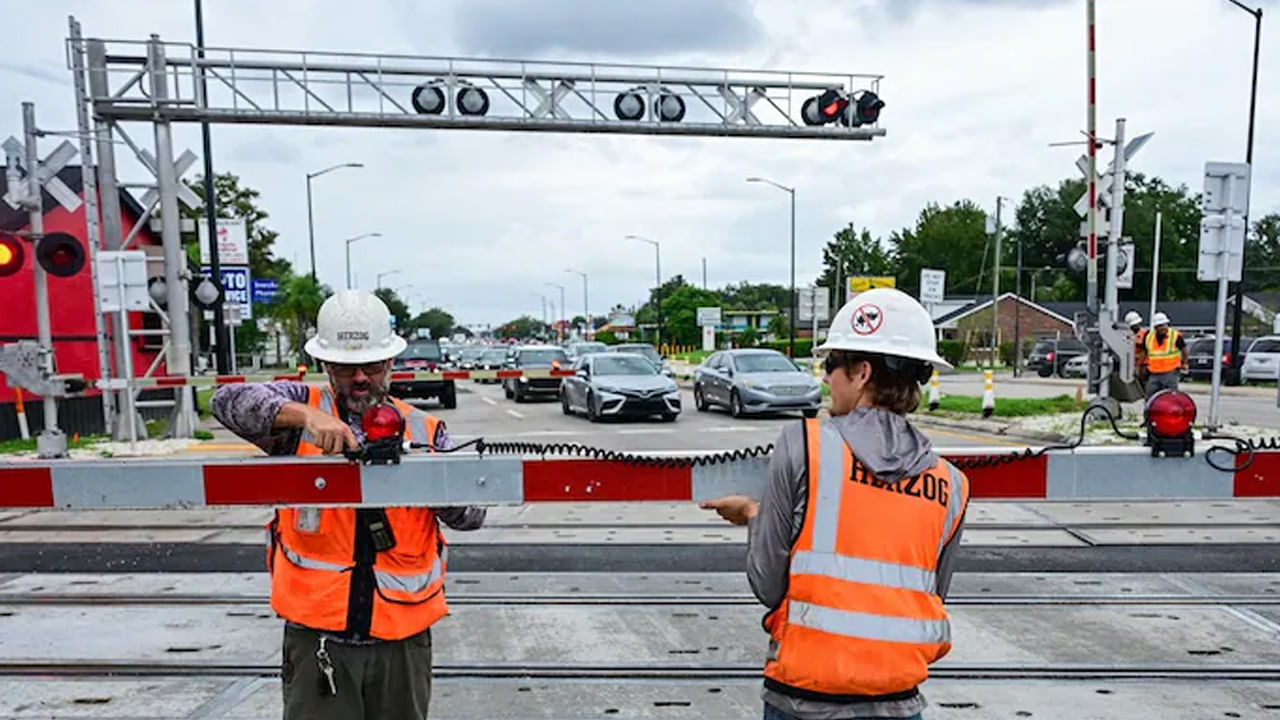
left=3, top=0, right=1277, bottom=329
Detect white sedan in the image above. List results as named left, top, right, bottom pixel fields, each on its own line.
left=1061, top=354, right=1089, bottom=379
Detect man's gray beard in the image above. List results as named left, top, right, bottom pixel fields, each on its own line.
left=341, top=384, right=389, bottom=416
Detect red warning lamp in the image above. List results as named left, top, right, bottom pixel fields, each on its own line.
left=802, top=89, right=849, bottom=126
left=362, top=403, right=404, bottom=443
left=36, top=233, right=85, bottom=278
left=1145, top=389, right=1196, bottom=458
left=0, top=234, right=25, bottom=278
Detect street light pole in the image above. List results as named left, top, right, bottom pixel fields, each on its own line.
left=626, top=235, right=662, bottom=347
left=376, top=269, right=401, bottom=290
left=305, top=162, right=363, bottom=282
left=343, top=232, right=381, bottom=289
left=1226, top=0, right=1263, bottom=385
left=546, top=283, right=566, bottom=342
left=747, top=177, right=797, bottom=358
left=566, top=269, right=588, bottom=338
left=193, top=0, right=231, bottom=374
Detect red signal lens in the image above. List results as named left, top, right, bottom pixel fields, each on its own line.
left=0, top=236, right=24, bottom=277
left=1146, top=390, right=1196, bottom=438
left=36, top=233, right=85, bottom=278
left=362, top=404, right=404, bottom=442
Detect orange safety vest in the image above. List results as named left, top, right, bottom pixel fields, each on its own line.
left=1144, top=328, right=1182, bottom=374
left=1133, top=329, right=1148, bottom=369
left=763, top=418, right=970, bottom=701
left=268, top=385, right=449, bottom=641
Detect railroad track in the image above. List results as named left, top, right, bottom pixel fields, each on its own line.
left=4, top=660, right=1279, bottom=682
left=2, top=592, right=1278, bottom=606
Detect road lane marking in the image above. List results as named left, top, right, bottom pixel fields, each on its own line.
left=482, top=397, right=498, bottom=407
left=506, top=409, right=525, bottom=419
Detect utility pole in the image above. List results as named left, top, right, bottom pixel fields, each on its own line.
left=702, top=257, right=707, bottom=290
left=1014, top=216, right=1023, bottom=377
left=991, top=196, right=1003, bottom=371
left=193, top=0, right=229, bottom=374
left=1150, top=211, right=1162, bottom=326
left=22, top=103, right=66, bottom=458
left=1085, top=0, right=1101, bottom=397
left=1226, top=1, right=1262, bottom=386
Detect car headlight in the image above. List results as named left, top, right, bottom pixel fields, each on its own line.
left=742, top=380, right=761, bottom=390
left=518, top=376, right=529, bottom=384
left=665, top=389, right=681, bottom=399
left=596, top=385, right=622, bottom=394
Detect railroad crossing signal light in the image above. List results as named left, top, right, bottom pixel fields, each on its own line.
left=0, top=234, right=25, bottom=278
left=852, top=91, right=884, bottom=126
left=456, top=85, right=489, bottom=116
left=653, top=90, right=685, bottom=122
left=36, top=232, right=85, bottom=278
left=614, top=89, right=645, bottom=121
left=411, top=83, right=446, bottom=115
left=802, top=89, right=849, bottom=126
left=1145, top=389, right=1196, bottom=458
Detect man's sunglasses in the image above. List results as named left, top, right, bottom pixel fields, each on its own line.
left=823, top=354, right=933, bottom=383
left=327, top=361, right=390, bottom=378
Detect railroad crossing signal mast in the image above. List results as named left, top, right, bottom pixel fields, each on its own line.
left=30, top=23, right=889, bottom=452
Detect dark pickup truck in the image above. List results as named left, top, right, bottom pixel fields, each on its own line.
left=389, top=339, right=457, bottom=409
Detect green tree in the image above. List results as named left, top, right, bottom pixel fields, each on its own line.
left=1246, top=213, right=1280, bottom=292
left=718, top=281, right=790, bottom=311
left=890, top=201, right=990, bottom=297
left=372, top=288, right=411, bottom=331
left=659, top=284, right=723, bottom=346
left=818, top=223, right=895, bottom=294
left=279, top=275, right=330, bottom=364
left=411, top=307, right=455, bottom=341
left=496, top=316, right=545, bottom=340
left=184, top=172, right=292, bottom=281
left=767, top=314, right=789, bottom=339
left=739, top=326, right=761, bottom=347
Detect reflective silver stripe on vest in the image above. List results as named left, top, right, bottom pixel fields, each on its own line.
left=791, top=551, right=937, bottom=595
left=809, top=422, right=847, bottom=553
left=790, top=600, right=951, bottom=645
left=407, top=410, right=429, bottom=445
left=375, top=548, right=446, bottom=595
left=278, top=541, right=351, bottom=573
left=936, top=462, right=966, bottom=559
left=300, top=386, right=337, bottom=448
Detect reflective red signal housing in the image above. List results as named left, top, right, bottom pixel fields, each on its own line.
left=0, top=235, right=25, bottom=278
left=362, top=403, right=404, bottom=443
left=1145, top=389, right=1196, bottom=457
left=36, top=232, right=85, bottom=278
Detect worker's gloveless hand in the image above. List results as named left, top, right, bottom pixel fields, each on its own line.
left=700, top=495, right=759, bottom=526
left=304, top=408, right=359, bottom=455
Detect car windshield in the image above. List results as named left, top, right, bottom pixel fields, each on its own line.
left=734, top=353, right=797, bottom=373
left=401, top=343, right=442, bottom=361
left=1250, top=339, right=1280, bottom=353
left=519, top=349, right=569, bottom=365
left=615, top=345, right=660, bottom=364
left=572, top=342, right=608, bottom=355
left=459, top=348, right=486, bottom=361
left=1189, top=339, right=1219, bottom=354
left=594, top=356, right=657, bottom=376
left=480, top=350, right=507, bottom=363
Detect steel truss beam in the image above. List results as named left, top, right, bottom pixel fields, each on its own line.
left=76, top=36, right=886, bottom=140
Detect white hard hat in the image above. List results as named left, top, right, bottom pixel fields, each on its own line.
left=1124, top=311, right=1143, bottom=326
left=303, top=290, right=407, bottom=364
left=1151, top=312, right=1170, bottom=327
left=816, top=287, right=950, bottom=368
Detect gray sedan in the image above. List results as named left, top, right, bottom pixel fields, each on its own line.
left=694, top=349, right=822, bottom=418
left=561, top=353, right=681, bottom=422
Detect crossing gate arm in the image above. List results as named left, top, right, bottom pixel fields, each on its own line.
left=0, top=445, right=1276, bottom=510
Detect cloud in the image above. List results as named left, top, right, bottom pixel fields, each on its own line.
left=449, top=0, right=764, bottom=58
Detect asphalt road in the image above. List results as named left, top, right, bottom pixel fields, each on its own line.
left=403, top=379, right=1022, bottom=451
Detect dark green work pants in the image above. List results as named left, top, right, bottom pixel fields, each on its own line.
left=282, top=624, right=433, bottom=720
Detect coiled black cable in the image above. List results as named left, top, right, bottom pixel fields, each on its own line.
left=1201, top=433, right=1280, bottom=473
left=948, top=404, right=1139, bottom=471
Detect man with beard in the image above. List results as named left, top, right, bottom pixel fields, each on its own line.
left=212, top=289, right=484, bottom=719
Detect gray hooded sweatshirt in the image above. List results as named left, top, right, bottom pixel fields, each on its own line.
left=747, top=407, right=966, bottom=719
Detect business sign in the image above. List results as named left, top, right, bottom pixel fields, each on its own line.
left=252, top=278, right=280, bottom=304
left=696, top=307, right=722, bottom=327
left=797, top=287, right=829, bottom=323
left=203, top=265, right=252, bottom=322
left=198, top=217, right=250, bottom=266
left=920, top=269, right=946, bottom=305
left=848, top=276, right=895, bottom=296
left=609, top=311, right=635, bottom=327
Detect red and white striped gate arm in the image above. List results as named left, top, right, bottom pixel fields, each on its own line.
left=0, top=446, right=1275, bottom=510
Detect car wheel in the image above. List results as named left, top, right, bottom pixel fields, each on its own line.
left=504, top=382, right=513, bottom=399
left=561, top=390, right=572, bottom=415
left=730, top=391, right=744, bottom=418
left=587, top=392, right=602, bottom=423
left=1037, top=365, right=1052, bottom=378
left=441, top=382, right=457, bottom=410
left=802, top=408, right=819, bottom=419
left=694, top=385, right=708, bottom=412
left=513, top=384, right=525, bottom=403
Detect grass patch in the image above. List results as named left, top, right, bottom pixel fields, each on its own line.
left=194, top=429, right=215, bottom=440
left=671, top=350, right=713, bottom=365
left=0, top=434, right=106, bottom=455
left=924, top=394, right=1086, bottom=417
left=196, top=387, right=214, bottom=419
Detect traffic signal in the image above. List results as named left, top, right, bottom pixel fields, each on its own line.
left=0, top=234, right=25, bottom=278
left=456, top=84, right=489, bottom=116
left=851, top=91, right=884, bottom=126
left=614, top=89, right=645, bottom=121
left=36, top=232, right=85, bottom=278
left=801, top=89, right=849, bottom=126
left=411, top=83, right=446, bottom=115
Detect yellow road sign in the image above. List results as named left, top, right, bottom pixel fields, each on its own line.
left=848, top=276, right=896, bottom=294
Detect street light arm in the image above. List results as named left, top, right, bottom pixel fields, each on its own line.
left=746, top=176, right=794, bottom=194
left=308, top=162, right=364, bottom=180
left=1225, top=0, right=1262, bottom=16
